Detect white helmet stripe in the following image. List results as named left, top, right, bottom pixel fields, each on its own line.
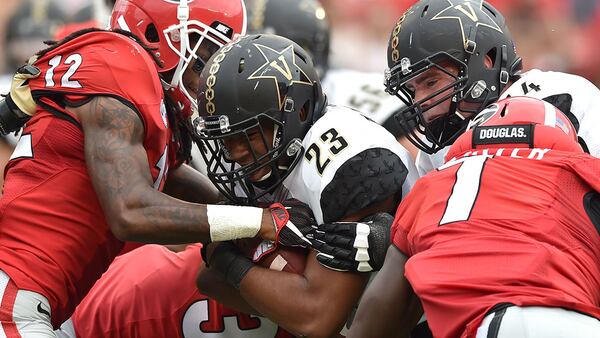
left=117, top=15, right=131, bottom=32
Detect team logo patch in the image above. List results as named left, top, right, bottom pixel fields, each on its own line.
left=555, top=115, right=571, bottom=136
left=431, top=0, right=503, bottom=51
left=473, top=124, right=533, bottom=147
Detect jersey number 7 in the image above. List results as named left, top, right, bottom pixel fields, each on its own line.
left=438, top=155, right=488, bottom=225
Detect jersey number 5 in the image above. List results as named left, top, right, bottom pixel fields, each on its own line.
left=438, top=155, right=488, bottom=225
left=305, top=128, right=349, bottom=175
left=45, top=54, right=83, bottom=89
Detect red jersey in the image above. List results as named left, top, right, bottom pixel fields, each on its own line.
left=0, top=31, right=176, bottom=328
left=391, top=148, right=600, bottom=338
left=70, top=244, right=293, bottom=338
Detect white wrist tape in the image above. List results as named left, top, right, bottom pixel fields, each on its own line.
left=208, top=205, right=263, bottom=242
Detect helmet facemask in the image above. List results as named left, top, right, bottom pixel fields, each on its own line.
left=384, top=0, right=522, bottom=154
left=163, top=3, right=235, bottom=115
left=386, top=52, right=471, bottom=153
left=196, top=113, right=303, bottom=205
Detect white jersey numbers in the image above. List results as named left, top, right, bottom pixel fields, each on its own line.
left=438, top=155, right=488, bottom=225
left=304, top=128, right=349, bottom=175
left=181, top=299, right=279, bottom=338
left=45, top=54, right=83, bottom=89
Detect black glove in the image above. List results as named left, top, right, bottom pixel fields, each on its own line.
left=205, top=241, right=255, bottom=289
left=270, top=198, right=317, bottom=248
left=312, top=212, right=393, bottom=272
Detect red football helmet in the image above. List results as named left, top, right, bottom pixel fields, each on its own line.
left=446, top=96, right=582, bottom=160
left=110, top=0, right=246, bottom=114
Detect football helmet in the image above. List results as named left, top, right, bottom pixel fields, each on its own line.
left=110, top=0, right=247, bottom=115
left=446, top=96, right=582, bottom=160
left=385, top=0, right=522, bottom=154
left=195, top=34, right=326, bottom=204
left=246, top=0, right=330, bottom=78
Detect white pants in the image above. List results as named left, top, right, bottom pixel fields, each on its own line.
left=0, top=270, right=55, bottom=338
left=476, top=305, right=600, bottom=338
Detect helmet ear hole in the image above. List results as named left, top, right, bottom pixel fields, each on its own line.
left=299, top=102, right=309, bottom=122
left=145, top=23, right=159, bottom=43
left=485, top=48, right=497, bottom=69
left=238, top=58, right=245, bottom=73
left=421, top=5, right=429, bottom=17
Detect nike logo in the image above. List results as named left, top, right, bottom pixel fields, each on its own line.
left=37, top=302, right=50, bottom=317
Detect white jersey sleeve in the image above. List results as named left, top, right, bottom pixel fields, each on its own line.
left=416, top=69, right=600, bottom=177
left=500, top=69, right=600, bottom=157
left=283, top=105, right=417, bottom=224
left=322, top=69, right=406, bottom=128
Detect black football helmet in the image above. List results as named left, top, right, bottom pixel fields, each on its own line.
left=194, top=34, right=326, bottom=205
left=246, top=0, right=330, bottom=78
left=385, top=0, right=522, bottom=154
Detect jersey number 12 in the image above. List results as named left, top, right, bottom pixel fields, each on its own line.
left=45, top=54, right=83, bottom=89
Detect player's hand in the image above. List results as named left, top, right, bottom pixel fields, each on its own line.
left=269, top=199, right=317, bottom=248
left=0, top=63, right=40, bottom=135
left=312, top=212, right=393, bottom=272
left=202, top=241, right=255, bottom=290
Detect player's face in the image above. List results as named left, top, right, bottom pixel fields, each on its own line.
left=222, top=122, right=275, bottom=183
left=181, top=36, right=221, bottom=99
left=404, top=65, right=457, bottom=124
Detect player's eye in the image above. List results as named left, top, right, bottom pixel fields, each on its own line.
left=425, top=79, right=438, bottom=88
left=192, top=58, right=205, bottom=73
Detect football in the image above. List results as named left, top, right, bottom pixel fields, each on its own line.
left=234, top=238, right=308, bottom=274
left=257, top=244, right=308, bottom=274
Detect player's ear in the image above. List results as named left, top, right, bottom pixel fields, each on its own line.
left=299, top=106, right=308, bottom=122
left=484, top=55, right=493, bottom=69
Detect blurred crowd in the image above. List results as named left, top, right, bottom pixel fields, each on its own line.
left=1, top=0, right=600, bottom=84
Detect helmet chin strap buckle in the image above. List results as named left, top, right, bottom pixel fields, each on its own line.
left=464, top=39, right=476, bottom=54
left=499, top=70, right=509, bottom=85
left=283, top=98, right=295, bottom=112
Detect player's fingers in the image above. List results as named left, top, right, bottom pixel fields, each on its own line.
left=317, top=222, right=357, bottom=235
left=315, top=253, right=354, bottom=272
left=312, top=231, right=354, bottom=248
left=311, top=239, right=354, bottom=259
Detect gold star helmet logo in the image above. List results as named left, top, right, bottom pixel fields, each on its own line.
left=247, top=43, right=314, bottom=110
left=431, top=0, right=503, bottom=52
